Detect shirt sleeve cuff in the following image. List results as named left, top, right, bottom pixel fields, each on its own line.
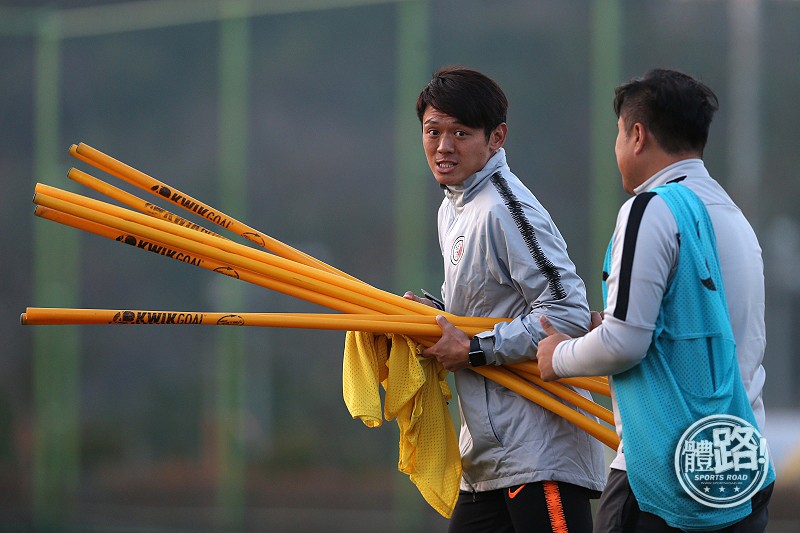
left=477, top=334, right=496, bottom=366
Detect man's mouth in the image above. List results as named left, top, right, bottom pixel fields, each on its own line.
left=437, top=161, right=456, bottom=169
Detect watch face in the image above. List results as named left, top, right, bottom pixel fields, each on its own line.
left=470, top=336, right=481, bottom=354
left=468, top=338, right=487, bottom=367
left=469, top=351, right=486, bottom=367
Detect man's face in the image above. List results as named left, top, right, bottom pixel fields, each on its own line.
left=421, top=107, right=504, bottom=186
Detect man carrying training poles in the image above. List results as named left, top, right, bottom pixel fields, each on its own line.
left=404, top=65, right=605, bottom=533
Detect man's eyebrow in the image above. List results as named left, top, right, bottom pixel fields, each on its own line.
left=423, top=118, right=465, bottom=126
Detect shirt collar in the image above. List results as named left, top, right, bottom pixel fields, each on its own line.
left=442, top=148, right=507, bottom=204
left=633, top=159, right=709, bottom=195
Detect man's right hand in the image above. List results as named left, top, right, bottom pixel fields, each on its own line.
left=421, top=315, right=472, bottom=372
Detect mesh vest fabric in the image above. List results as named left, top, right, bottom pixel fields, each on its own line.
left=342, top=331, right=461, bottom=518
left=602, top=183, right=774, bottom=530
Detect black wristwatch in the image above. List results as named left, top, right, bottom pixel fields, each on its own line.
left=468, top=336, right=487, bottom=367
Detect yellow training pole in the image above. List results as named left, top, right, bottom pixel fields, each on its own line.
left=20, top=308, right=489, bottom=337
left=33, top=185, right=462, bottom=320
left=68, top=167, right=226, bottom=239
left=552, top=377, right=610, bottom=397
left=508, top=368, right=614, bottom=426
left=556, top=376, right=610, bottom=397
left=511, top=360, right=610, bottom=388
left=509, top=360, right=610, bottom=396
left=70, top=143, right=361, bottom=285
left=33, top=187, right=422, bottom=316
left=475, top=366, right=620, bottom=450
left=70, top=143, right=348, bottom=278
left=33, top=206, right=379, bottom=315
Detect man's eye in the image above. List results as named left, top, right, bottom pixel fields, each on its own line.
left=455, top=131, right=467, bottom=137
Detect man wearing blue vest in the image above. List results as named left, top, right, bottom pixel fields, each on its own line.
left=536, top=68, right=775, bottom=532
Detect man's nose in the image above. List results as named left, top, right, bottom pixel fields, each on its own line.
left=437, top=135, right=454, bottom=153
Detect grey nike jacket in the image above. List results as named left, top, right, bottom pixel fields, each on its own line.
left=437, top=148, right=606, bottom=493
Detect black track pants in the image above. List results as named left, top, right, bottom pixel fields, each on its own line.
left=448, top=480, right=595, bottom=533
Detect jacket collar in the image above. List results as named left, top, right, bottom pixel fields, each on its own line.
left=442, top=148, right=507, bottom=208
left=634, top=158, right=709, bottom=195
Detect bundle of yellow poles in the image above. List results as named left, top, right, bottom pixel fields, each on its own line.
left=24, top=142, right=618, bottom=450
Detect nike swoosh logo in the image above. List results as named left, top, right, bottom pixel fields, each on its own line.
left=701, top=277, right=717, bottom=291
left=508, top=484, right=526, bottom=499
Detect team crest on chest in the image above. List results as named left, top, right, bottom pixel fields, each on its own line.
left=450, top=236, right=466, bottom=265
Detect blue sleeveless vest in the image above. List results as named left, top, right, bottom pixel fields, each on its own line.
left=603, top=183, right=775, bottom=530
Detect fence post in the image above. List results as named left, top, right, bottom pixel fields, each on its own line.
left=32, top=6, right=81, bottom=530
left=214, top=1, right=252, bottom=530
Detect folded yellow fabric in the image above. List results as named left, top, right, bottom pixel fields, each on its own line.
left=343, top=331, right=461, bottom=518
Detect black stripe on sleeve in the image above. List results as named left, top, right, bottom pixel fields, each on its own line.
left=614, top=191, right=657, bottom=321
left=490, top=172, right=567, bottom=300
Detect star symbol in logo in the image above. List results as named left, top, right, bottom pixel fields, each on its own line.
left=704, top=487, right=711, bottom=493
left=734, top=487, right=741, bottom=492
left=720, top=487, right=726, bottom=493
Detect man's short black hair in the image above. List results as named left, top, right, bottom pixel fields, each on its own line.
left=416, top=65, right=508, bottom=139
left=614, top=68, right=719, bottom=155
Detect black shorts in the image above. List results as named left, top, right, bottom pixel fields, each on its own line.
left=447, top=480, right=595, bottom=533
left=592, top=468, right=774, bottom=533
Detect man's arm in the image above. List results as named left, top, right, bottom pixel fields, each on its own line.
left=483, top=203, right=591, bottom=365
left=539, top=194, right=679, bottom=380
left=537, top=314, right=652, bottom=380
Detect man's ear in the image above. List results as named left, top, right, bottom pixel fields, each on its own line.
left=632, top=122, right=647, bottom=155
left=490, top=123, right=508, bottom=150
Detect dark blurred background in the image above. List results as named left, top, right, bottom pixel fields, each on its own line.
left=1, top=0, right=798, bottom=531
